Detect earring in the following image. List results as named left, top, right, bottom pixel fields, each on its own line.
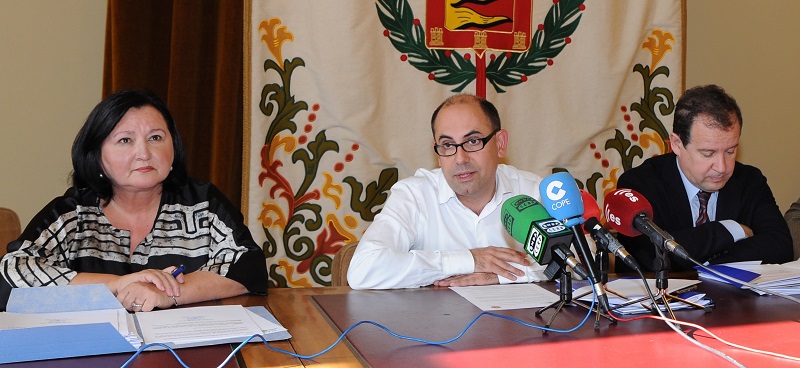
left=170, top=166, right=173, bottom=172
left=99, top=172, right=104, bottom=179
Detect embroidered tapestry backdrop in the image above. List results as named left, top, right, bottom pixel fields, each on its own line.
left=245, top=0, right=685, bottom=287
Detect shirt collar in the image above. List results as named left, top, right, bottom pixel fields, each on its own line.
left=676, top=156, right=713, bottom=200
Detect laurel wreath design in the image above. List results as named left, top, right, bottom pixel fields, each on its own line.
left=375, top=0, right=475, bottom=91
left=376, top=0, right=585, bottom=93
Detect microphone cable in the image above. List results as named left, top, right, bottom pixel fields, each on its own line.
left=121, top=289, right=599, bottom=368
left=610, top=267, right=746, bottom=367
left=121, top=266, right=800, bottom=368
left=610, top=266, right=800, bottom=364
left=616, top=313, right=800, bottom=364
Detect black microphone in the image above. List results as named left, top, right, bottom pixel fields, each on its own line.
left=539, top=172, right=611, bottom=314
left=584, top=217, right=641, bottom=272
left=547, top=243, right=589, bottom=281
left=501, top=195, right=590, bottom=280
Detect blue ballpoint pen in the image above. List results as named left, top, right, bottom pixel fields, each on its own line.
left=171, top=264, right=186, bottom=277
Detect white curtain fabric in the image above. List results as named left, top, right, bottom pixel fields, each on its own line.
left=246, top=0, right=684, bottom=287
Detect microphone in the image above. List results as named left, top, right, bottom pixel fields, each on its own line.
left=579, top=189, right=641, bottom=272
left=584, top=217, right=641, bottom=272
left=603, top=188, right=691, bottom=261
left=579, top=189, right=610, bottom=282
left=539, top=172, right=611, bottom=314
left=580, top=189, right=602, bottom=227
left=501, top=194, right=552, bottom=248
left=548, top=243, right=588, bottom=281
left=540, top=172, right=585, bottom=226
left=501, top=195, right=589, bottom=280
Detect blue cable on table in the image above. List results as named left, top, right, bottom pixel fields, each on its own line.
left=121, top=289, right=598, bottom=368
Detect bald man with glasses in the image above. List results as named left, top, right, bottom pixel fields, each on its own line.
left=348, top=94, right=549, bottom=289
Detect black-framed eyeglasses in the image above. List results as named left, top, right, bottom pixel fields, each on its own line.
left=433, top=129, right=499, bottom=157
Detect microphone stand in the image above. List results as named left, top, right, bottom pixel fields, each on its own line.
left=648, top=245, right=709, bottom=317
left=607, top=247, right=707, bottom=318
left=535, top=258, right=574, bottom=330
left=537, top=247, right=615, bottom=330
left=596, top=249, right=626, bottom=298
left=570, top=247, right=619, bottom=328
left=569, top=225, right=615, bottom=328
left=614, top=214, right=709, bottom=316
left=595, top=248, right=628, bottom=301
left=581, top=221, right=631, bottom=319
left=599, top=248, right=609, bottom=284
left=606, top=245, right=709, bottom=317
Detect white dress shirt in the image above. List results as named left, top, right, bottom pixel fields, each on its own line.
left=676, top=157, right=745, bottom=241
left=347, top=164, right=550, bottom=289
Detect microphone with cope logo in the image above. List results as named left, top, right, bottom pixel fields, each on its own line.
left=501, top=194, right=589, bottom=280
left=539, top=172, right=611, bottom=314
left=539, top=172, right=585, bottom=226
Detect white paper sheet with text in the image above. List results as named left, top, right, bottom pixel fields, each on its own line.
left=450, top=283, right=560, bottom=311
left=134, top=305, right=266, bottom=345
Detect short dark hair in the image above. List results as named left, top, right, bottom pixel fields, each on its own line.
left=71, top=89, right=188, bottom=202
left=430, top=94, right=501, bottom=136
left=673, top=84, right=743, bottom=145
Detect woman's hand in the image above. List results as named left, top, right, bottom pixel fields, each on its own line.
left=117, top=282, right=176, bottom=312
left=109, top=268, right=183, bottom=298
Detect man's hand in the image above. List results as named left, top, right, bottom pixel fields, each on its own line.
left=434, top=273, right=498, bottom=287
left=469, top=246, right=530, bottom=281
left=740, top=223, right=754, bottom=238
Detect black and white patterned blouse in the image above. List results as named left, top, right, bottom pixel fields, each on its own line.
left=0, top=179, right=268, bottom=310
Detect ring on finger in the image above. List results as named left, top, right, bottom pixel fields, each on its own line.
left=131, top=302, right=143, bottom=308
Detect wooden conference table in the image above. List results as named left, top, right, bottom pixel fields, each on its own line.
left=6, top=277, right=800, bottom=367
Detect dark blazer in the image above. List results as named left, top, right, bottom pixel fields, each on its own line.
left=615, top=152, right=792, bottom=272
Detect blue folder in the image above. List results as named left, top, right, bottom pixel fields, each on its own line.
left=695, top=264, right=760, bottom=288
left=0, top=323, right=137, bottom=364
left=0, top=284, right=137, bottom=364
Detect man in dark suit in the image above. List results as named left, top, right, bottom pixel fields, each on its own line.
left=616, top=84, right=792, bottom=272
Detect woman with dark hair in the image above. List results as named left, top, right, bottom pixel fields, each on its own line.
left=0, top=90, right=267, bottom=312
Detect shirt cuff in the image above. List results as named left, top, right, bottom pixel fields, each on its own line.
left=719, top=219, right=746, bottom=242
left=498, top=263, right=549, bottom=284
left=440, top=250, right=475, bottom=276
left=498, top=274, right=521, bottom=284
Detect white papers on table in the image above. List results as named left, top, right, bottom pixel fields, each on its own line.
left=247, top=308, right=289, bottom=335
left=0, top=305, right=289, bottom=352
left=450, top=283, right=560, bottom=311
left=134, top=305, right=288, bottom=349
left=613, top=291, right=712, bottom=314
left=574, top=278, right=711, bottom=314
left=576, top=278, right=700, bottom=304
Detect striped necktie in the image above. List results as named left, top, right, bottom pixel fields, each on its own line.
left=696, top=191, right=711, bottom=226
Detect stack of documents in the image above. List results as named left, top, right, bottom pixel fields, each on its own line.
left=0, top=284, right=290, bottom=364
left=696, top=260, right=800, bottom=295
left=574, top=278, right=713, bottom=314
left=134, top=304, right=289, bottom=349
